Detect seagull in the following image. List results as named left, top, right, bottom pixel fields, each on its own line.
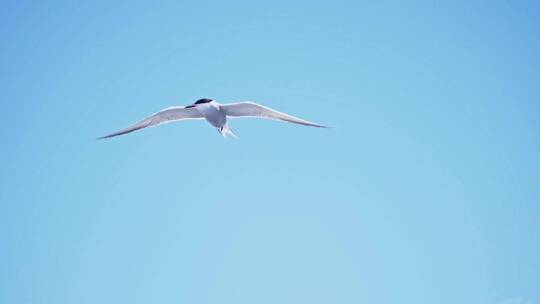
left=99, top=99, right=328, bottom=139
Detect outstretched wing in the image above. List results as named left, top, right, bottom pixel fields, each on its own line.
left=221, top=101, right=328, bottom=128
left=99, top=106, right=203, bottom=139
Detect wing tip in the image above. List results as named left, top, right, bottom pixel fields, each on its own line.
left=302, top=121, right=330, bottom=128
left=96, top=132, right=125, bottom=140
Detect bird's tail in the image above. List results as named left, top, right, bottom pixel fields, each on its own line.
left=220, top=124, right=238, bottom=139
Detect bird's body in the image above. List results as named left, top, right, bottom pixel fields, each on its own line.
left=194, top=100, right=236, bottom=138
left=99, top=99, right=327, bottom=139
left=196, top=101, right=227, bottom=128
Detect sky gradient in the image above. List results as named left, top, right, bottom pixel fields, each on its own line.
left=1, top=1, right=539, bottom=303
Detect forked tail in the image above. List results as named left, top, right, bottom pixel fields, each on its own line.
left=219, top=124, right=238, bottom=139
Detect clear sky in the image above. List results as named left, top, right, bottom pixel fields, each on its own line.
left=1, top=1, right=539, bottom=303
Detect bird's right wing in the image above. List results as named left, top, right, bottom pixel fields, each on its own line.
left=221, top=101, right=328, bottom=128
left=98, top=106, right=204, bottom=139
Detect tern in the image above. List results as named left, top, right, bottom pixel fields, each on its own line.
left=99, top=99, right=328, bottom=139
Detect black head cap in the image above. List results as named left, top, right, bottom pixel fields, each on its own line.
left=194, top=98, right=213, bottom=104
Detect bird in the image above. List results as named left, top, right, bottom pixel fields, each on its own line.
left=98, top=98, right=328, bottom=139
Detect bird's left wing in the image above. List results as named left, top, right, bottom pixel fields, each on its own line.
left=221, top=101, right=328, bottom=128
left=98, top=106, right=203, bottom=139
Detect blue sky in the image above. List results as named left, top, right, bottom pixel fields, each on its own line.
left=1, top=1, right=539, bottom=303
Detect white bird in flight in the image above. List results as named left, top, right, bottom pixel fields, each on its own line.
left=99, top=99, right=328, bottom=139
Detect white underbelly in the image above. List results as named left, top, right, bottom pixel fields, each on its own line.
left=197, top=103, right=226, bottom=128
